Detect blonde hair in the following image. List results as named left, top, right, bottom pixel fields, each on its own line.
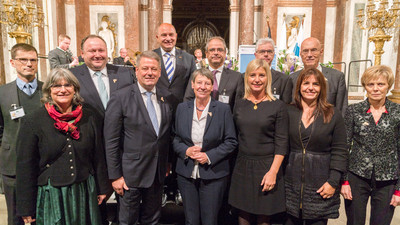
left=243, top=59, right=275, bottom=101
left=361, top=65, right=394, bottom=89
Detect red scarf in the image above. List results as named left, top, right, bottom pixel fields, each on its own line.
left=45, top=103, right=83, bottom=139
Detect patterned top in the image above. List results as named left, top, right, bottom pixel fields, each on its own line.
left=344, top=98, right=400, bottom=189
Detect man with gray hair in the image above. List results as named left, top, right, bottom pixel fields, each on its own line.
left=254, top=38, right=292, bottom=104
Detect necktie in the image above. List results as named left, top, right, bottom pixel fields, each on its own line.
left=24, top=84, right=32, bottom=96
left=165, top=52, right=174, bottom=82
left=95, top=71, right=109, bottom=109
left=212, top=70, right=219, bottom=99
left=145, top=92, right=159, bottom=135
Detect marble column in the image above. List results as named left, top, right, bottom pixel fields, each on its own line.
left=0, top=25, right=5, bottom=85
left=125, top=0, right=140, bottom=52
left=229, top=5, right=239, bottom=57
left=37, top=0, right=48, bottom=80
left=388, top=36, right=400, bottom=104
left=333, top=0, right=346, bottom=71
left=311, top=0, right=327, bottom=61
left=163, top=0, right=172, bottom=24
left=148, top=0, right=162, bottom=50
left=56, top=0, right=66, bottom=37
left=254, top=4, right=262, bottom=41
left=74, top=0, right=90, bottom=52
left=140, top=3, right=149, bottom=51
left=239, top=0, right=254, bottom=45
left=262, top=0, right=278, bottom=41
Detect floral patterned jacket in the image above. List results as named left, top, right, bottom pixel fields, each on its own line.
left=344, top=99, right=400, bottom=190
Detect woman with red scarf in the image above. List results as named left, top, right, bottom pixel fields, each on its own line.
left=15, top=68, right=112, bottom=224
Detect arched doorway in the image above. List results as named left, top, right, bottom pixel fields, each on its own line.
left=172, top=0, right=230, bottom=54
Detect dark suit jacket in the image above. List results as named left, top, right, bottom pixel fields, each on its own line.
left=104, top=83, right=172, bottom=188
left=271, top=69, right=292, bottom=104
left=0, top=81, right=43, bottom=176
left=290, top=66, right=348, bottom=115
left=70, top=63, right=134, bottom=117
left=173, top=99, right=237, bottom=180
left=16, top=104, right=112, bottom=216
left=113, top=56, right=133, bottom=66
left=184, top=67, right=244, bottom=111
left=153, top=48, right=197, bottom=112
left=48, top=48, right=72, bottom=69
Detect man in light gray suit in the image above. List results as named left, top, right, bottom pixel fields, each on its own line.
left=48, top=34, right=79, bottom=69
left=289, top=37, right=348, bottom=115
left=0, top=43, right=43, bottom=225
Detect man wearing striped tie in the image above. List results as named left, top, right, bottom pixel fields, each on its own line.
left=153, top=23, right=197, bottom=113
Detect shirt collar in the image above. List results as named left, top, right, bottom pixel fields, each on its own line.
left=161, top=47, right=176, bottom=57
left=89, top=67, right=108, bottom=78
left=193, top=97, right=211, bottom=119
left=16, top=77, right=38, bottom=90
left=138, top=83, right=157, bottom=95
left=209, top=65, right=224, bottom=74
left=57, top=47, right=66, bottom=53
left=316, top=64, right=322, bottom=72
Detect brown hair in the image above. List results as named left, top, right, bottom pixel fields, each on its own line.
left=11, top=43, right=38, bottom=59
left=293, top=67, right=334, bottom=123
left=243, top=59, right=275, bottom=101
left=80, top=34, right=107, bottom=50
left=58, top=34, right=71, bottom=42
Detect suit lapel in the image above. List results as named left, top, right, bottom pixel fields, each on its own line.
left=186, top=101, right=194, bottom=139
left=204, top=100, right=216, bottom=134
left=156, top=92, right=168, bottom=136
left=170, top=49, right=183, bottom=84
left=218, top=68, right=229, bottom=93
left=154, top=48, right=169, bottom=85
left=107, top=64, right=118, bottom=93
left=134, top=84, right=158, bottom=136
left=79, top=65, right=105, bottom=110
left=271, top=69, right=280, bottom=86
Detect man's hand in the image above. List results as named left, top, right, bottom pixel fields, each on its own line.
left=112, top=177, right=129, bottom=196
left=97, top=194, right=107, bottom=205
left=69, top=56, right=79, bottom=67
left=124, top=56, right=131, bottom=63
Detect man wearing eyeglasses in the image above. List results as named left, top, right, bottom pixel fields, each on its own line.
left=289, top=37, right=348, bottom=115
left=0, top=43, right=43, bottom=225
left=254, top=38, right=292, bottom=104
left=184, top=36, right=244, bottom=111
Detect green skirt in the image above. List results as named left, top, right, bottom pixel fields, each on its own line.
left=36, top=175, right=102, bottom=225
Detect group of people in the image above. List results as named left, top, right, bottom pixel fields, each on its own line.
left=0, top=21, right=399, bottom=225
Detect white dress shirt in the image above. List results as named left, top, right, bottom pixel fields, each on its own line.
left=208, top=65, right=224, bottom=85
left=161, top=47, right=177, bottom=71
left=190, top=98, right=211, bottom=179
left=138, top=83, right=161, bottom=128
left=89, top=67, right=110, bottom=98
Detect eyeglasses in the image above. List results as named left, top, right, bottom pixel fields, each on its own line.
left=257, top=50, right=274, bottom=55
left=14, top=58, right=39, bottom=65
left=51, top=84, right=73, bottom=90
left=208, top=48, right=225, bottom=53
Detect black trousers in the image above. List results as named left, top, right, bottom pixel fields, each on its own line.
left=285, top=214, right=327, bottom=225
left=118, top=178, right=162, bottom=225
left=2, top=174, right=24, bottom=225
left=177, top=174, right=228, bottom=225
left=345, top=172, right=395, bottom=225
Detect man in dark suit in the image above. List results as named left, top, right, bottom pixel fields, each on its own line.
left=254, top=38, right=292, bottom=104
left=153, top=23, right=197, bottom=112
left=290, top=37, right=348, bottom=115
left=70, top=35, right=134, bottom=117
left=0, top=43, right=43, bottom=225
left=184, top=36, right=244, bottom=111
left=104, top=51, right=172, bottom=225
left=48, top=34, right=79, bottom=69
left=113, top=48, right=134, bottom=67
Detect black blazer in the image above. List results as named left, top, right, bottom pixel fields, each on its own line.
left=70, top=63, right=134, bottom=117
left=0, top=80, right=43, bottom=176
left=271, top=69, right=292, bottom=104
left=154, top=47, right=197, bottom=112
left=173, top=99, right=237, bottom=180
left=104, top=83, right=173, bottom=188
left=15, top=104, right=112, bottom=216
left=184, top=67, right=244, bottom=111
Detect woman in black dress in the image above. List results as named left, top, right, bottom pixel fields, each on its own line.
left=284, top=68, right=348, bottom=225
left=229, top=59, right=288, bottom=225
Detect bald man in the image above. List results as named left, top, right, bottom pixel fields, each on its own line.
left=289, top=37, right=348, bottom=115
left=113, top=48, right=133, bottom=67
left=153, top=23, right=196, bottom=113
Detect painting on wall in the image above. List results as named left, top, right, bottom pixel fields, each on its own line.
left=284, top=14, right=305, bottom=52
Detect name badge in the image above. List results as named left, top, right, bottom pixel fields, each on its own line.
left=219, top=95, right=229, bottom=104
left=273, top=94, right=280, bottom=99
left=10, top=104, right=25, bottom=120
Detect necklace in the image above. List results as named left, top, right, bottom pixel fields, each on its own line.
left=196, top=106, right=204, bottom=112
left=250, top=95, right=267, bottom=110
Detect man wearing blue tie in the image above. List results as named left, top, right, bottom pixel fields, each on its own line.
left=153, top=23, right=197, bottom=113
left=104, top=51, right=172, bottom=225
left=0, top=43, right=43, bottom=225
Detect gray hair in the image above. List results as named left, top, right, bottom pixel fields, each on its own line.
left=205, top=36, right=227, bottom=52
left=191, top=68, right=214, bottom=85
left=136, top=51, right=161, bottom=68
left=41, top=68, right=84, bottom=105
left=255, top=38, right=276, bottom=51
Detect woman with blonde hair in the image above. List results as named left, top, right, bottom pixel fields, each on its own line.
left=229, top=59, right=288, bottom=225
